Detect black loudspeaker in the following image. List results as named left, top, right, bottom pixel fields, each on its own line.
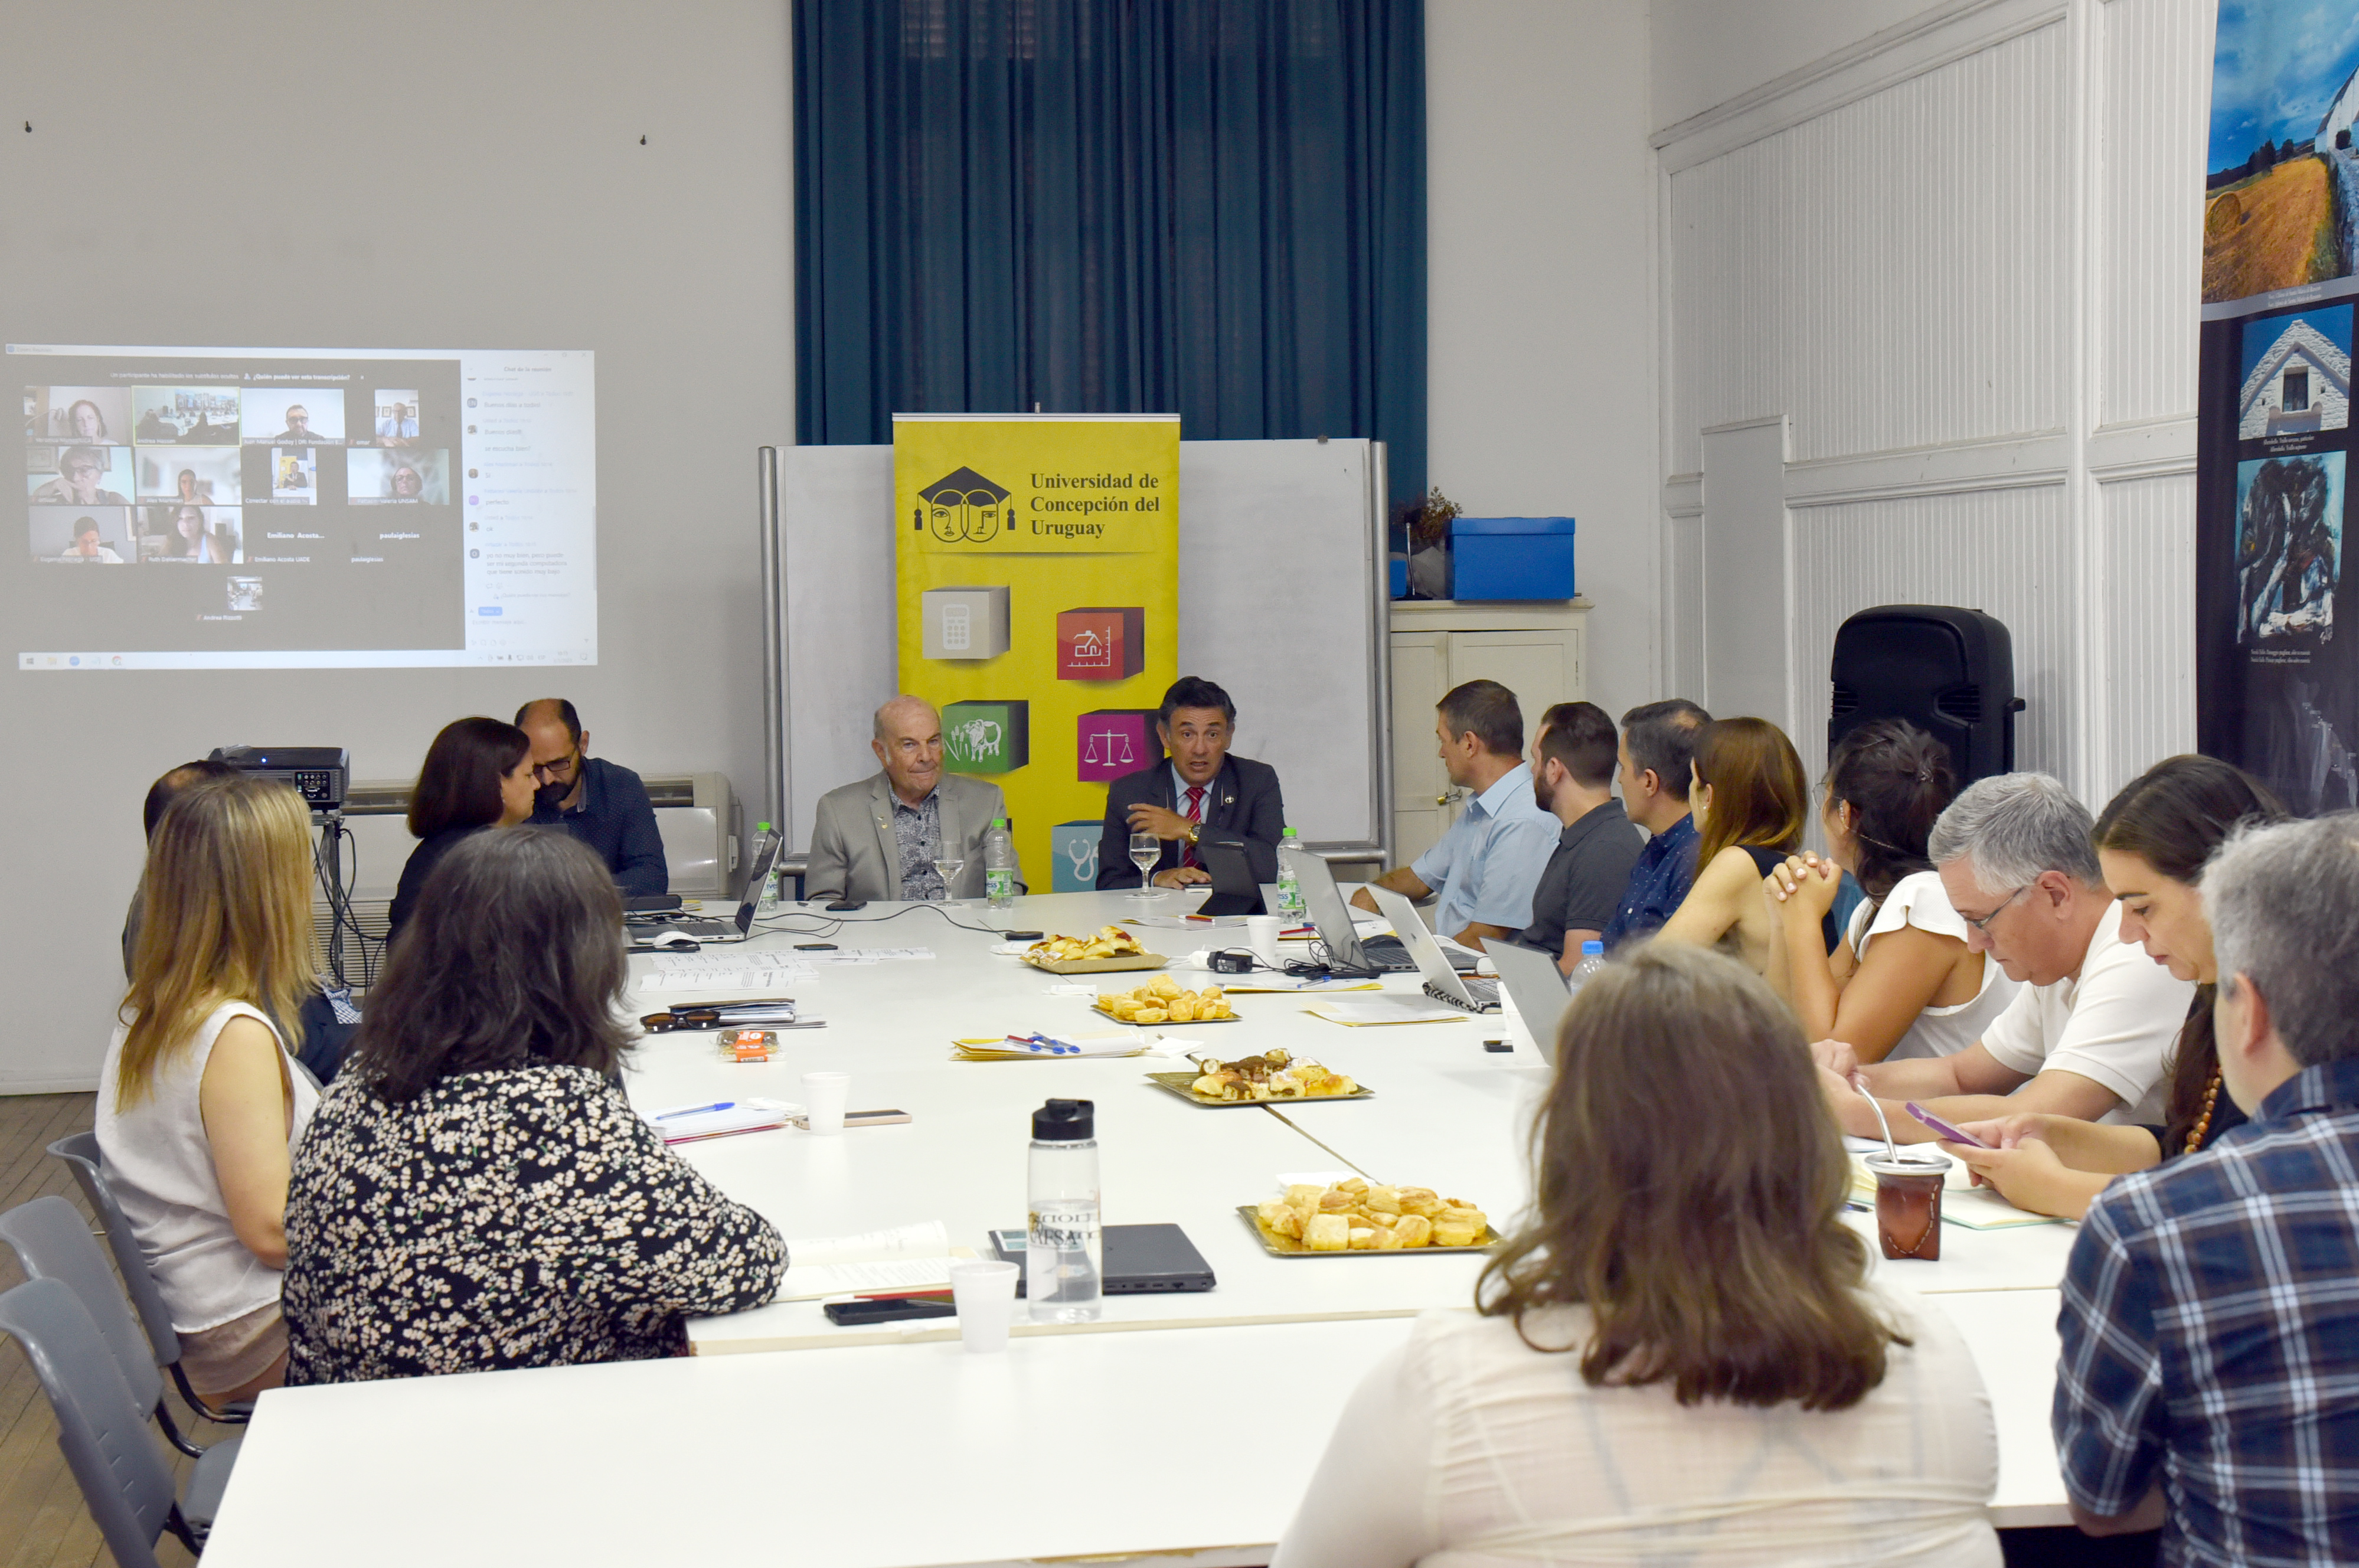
left=1828, top=606, right=2024, bottom=785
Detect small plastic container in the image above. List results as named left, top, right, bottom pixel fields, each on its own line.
left=1450, top=516, right=1576, bottom=601
left=1864, top=1151, right=1949, bottom=1260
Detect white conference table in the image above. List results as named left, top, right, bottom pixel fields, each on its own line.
left=199, top=890, right=2079, bottom=1564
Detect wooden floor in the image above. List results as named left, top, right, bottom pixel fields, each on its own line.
left=0, top=1093, right=205, bottom=1568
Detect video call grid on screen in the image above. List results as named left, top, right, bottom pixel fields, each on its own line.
left=11, top=344, right=595, bottom=670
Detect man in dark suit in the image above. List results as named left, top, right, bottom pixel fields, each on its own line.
left=1096, top=675, right=1286, bottom=890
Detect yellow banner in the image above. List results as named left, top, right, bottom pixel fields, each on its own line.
left=893, top=414, right=1180, bottom=884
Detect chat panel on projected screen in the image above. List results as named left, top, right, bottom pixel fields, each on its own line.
left=9, top=344, right=594, bottom=670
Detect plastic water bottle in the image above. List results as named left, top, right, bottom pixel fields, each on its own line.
left=753, top=822, right=780, bottom=912
left=984, top=816, right=1017, bottom=910
left=1275, top=828, right=1306, bottom=923
left=1566, top=939, right=1607, bottom=994
left=1028, top=1098, right=1102, bottom=1323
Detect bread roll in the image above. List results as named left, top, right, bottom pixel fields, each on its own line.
left=1304, top=1214, right=1350, bottom=1251
left=1347, top=1227, right=1378, bottom=1250
left=1432, top=1220, right=1482, bottom=1247
left=1391, top=1214, right=1433, bottom=1248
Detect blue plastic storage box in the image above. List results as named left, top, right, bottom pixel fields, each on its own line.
left=1450, top=516, right=1576, bottom=600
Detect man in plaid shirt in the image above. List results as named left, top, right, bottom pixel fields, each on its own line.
left=2054, top=812, right=2359, bottom=1563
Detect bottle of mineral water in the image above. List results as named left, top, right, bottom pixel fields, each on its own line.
left=1275, top=828, right=1306, bottom=923
left=1027, top=1098, right=1102, bottom=1323
left=1566, top=939, right=1607, bottom=994
left=753, top=822, right=780, bottom=912
left=984, top=817, right=1017, bottom=910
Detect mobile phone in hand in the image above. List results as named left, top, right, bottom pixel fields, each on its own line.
left=1904, top=1102, right=1993, bottom=1149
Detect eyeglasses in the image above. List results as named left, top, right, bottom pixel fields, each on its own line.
left=1962, top=884, right=2029, bottom=933
left=531, top=751, right=579, bottom=782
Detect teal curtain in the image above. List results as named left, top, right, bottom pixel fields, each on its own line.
left=795, top=0, right=1426, bottom=527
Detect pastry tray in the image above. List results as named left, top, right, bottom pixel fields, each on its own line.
left=1094, top=1004, right=1240, bottom=1027
left=1023, top=952, right=1169, bottom=974
left=1236, top=1206, right=1499, bottom=1256
left=1146, top=1071, right=1372, bottom=1108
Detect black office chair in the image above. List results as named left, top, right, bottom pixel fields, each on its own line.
left=0, top=1275, right=236, bottom=1564
left=50, top=1131, right=254, bottom=1427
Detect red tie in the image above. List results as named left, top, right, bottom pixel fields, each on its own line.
left=1182, top=785, right=1205, bottom=868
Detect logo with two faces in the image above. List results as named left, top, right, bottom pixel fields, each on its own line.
left=915, top=468, right=1011, bottom=544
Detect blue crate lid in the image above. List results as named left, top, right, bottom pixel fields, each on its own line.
left=1452, top=515, right=1576, bottom=536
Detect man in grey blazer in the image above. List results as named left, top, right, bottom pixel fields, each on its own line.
left=806, top=695, right=1014, bottom=901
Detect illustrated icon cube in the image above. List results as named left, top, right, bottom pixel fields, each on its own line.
left=942, top=700, right=1028, bottom=774
left=1051, top=820, right=1102, bottom=891
left=1077, top=710, right=1154, bottom=783
left=1056, top=606, right=1145, bottom=680
left=922, top=586, right=1011, bottom=661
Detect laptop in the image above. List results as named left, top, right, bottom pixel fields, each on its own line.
left=1481, top=937, right=1576, bottom=1065
left=1192, top=835, right=1266, bottom=918
left=1291, top=851, right=1414, bottom=974
left=625, top=832, right=782, bottom=949
left=989, top=1223, right=1217, bottom=1295
left=1369, top=886, right=1499, bottom=1012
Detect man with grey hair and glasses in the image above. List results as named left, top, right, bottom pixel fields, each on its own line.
left=1817, top=772, right=2191, bottom=1142
left=2051, top=813, right=2359, bottom=1557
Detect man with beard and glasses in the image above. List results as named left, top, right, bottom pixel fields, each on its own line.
left=1506, top=702, right=1645, bottom=974
left=514, top=698, right=668, bottom=896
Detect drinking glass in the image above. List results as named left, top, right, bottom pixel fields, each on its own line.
left=933, top=856, right=968, bottom=904
left=1128, top=832, right=1162, bottom=901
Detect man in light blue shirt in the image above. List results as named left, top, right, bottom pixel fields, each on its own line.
left=1352, top=680, right=1560, bottom=945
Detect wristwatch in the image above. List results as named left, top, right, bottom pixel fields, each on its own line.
left=1185, top=822, right=1201, bottom=845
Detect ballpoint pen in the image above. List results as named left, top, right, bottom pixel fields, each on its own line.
left=656, top=1101, right=736, bottom=1119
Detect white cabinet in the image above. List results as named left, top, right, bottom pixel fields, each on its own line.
left=1387, top=601, right=1589, bottom=870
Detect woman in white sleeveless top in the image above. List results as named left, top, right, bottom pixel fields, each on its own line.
left=1272, top=944, right=1999, bottom=1568
left=1768, top=719, right=2018, bottom=1061
left=97, top=773, right=321, bottom=1404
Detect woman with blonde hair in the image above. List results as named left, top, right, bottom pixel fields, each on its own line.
left=1654, top=716, right=1823, bottom=974
left=97, top=772, right=322, bottom=1404
left=1273, top=944, right=1998, bottom=1567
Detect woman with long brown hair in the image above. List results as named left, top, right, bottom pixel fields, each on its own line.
left=1942, top=754, right=2286, bottom=1218
left=97, top=773, right=322, bottom=1404
left=1654, top=716, right=1821, bottom=974
left=385, top=716, right=537, bottom=944
left=1272, top=943, right=1998, bottom=1566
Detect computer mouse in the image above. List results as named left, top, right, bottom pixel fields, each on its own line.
left=646, top=930, right=700, bottom=950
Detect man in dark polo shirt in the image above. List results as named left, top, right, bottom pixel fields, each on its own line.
left=515, top=698, right=668, bottom=896
left=1511, top=701, right=1644, bottom=974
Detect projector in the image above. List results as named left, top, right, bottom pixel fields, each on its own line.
left=210, top=746, right=349, bottom=814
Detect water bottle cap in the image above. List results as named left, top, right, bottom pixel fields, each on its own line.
left=1033, top=1097, right=1094, bottom=1141
left=1282, top=827, right=1299, bottom=839
left=1582, top=940, right=1604, bottom=955
left=756, top=821, right=772, bottom=832
left=992, top=816, right=1008, bottom=828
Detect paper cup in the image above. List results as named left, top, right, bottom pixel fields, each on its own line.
left=947, top=1259, right=1021, bottom=1353
left=800, top=1072, right=849, bottom=1135
left=1246, top=914, right=1283, bottom=967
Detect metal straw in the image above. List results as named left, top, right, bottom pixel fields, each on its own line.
left=1852, top=1073, right=1898, bottom=1161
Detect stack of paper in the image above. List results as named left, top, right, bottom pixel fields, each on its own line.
left=642, top=1097, right=800, bottom=1144
left=777, top=1220, right=959, bottom=1300
left=952, top=1033, right=1148, bottom=1061
left=640, top=953, right=815, bottom=992
left=1304, top=998, right=1470, bottom=1026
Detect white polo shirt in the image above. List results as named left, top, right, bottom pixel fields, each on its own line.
left=1978, top=899, right=2193, bottom=1125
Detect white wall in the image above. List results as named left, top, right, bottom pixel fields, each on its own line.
left=0, top=0, right=794, bottom=1091
left=1426, top=0, right=1661, bottom=720
left=1654, top=0, right=2208, bottom=803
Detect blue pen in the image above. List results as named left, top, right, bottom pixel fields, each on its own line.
left=657, top=1101, right=736, bottom=1119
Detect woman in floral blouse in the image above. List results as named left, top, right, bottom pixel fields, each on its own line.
left=282, top=829, right=783, bottom=1382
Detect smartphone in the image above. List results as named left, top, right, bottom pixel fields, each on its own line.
left=822, top=1298, right=956, bottom=1326
left=824, top=899, right=867, bottom=912
left=844, top=1109, right=911, bottom=1127
left=1002, top=929, right=1045, bottom=942
left=795, top=942, right=838, bottom=950
left=1904, top=1101, right=1993, bottom=1148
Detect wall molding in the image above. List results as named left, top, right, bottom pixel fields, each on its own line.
left=1785, top=432, right=2072, bottom=507
left=1652, top=0, right=2067, bottom=171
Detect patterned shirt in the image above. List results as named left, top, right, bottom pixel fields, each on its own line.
left=2053, top=1057, right=2359, bottom=1566
left=283, top=1064, right=784, bottom=1383
left=893, top=789, right=946, bottom=900
left=1600, top=812, right=1699, bottom=950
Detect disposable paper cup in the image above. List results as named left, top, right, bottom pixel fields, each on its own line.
left=1246, top=914, right=1283, bottom=968
left=801, top=1072, right=849, bottom=1135
left=948, top=1259, right=1020, bottom=1353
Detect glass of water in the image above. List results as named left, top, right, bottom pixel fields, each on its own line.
left=1127, top=832, right=1162, bottom=901
left=933, top=856, right=967, bottom=904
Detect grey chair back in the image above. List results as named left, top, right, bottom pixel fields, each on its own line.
left=47, top=1132, right=182, bottom=1363
left=0, top=1195, right=165, bottom=1417
left=0, top=1277, right=175, bottom=1568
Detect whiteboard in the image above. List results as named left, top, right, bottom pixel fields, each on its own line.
left=768, top=438, right=1388, bottom=858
